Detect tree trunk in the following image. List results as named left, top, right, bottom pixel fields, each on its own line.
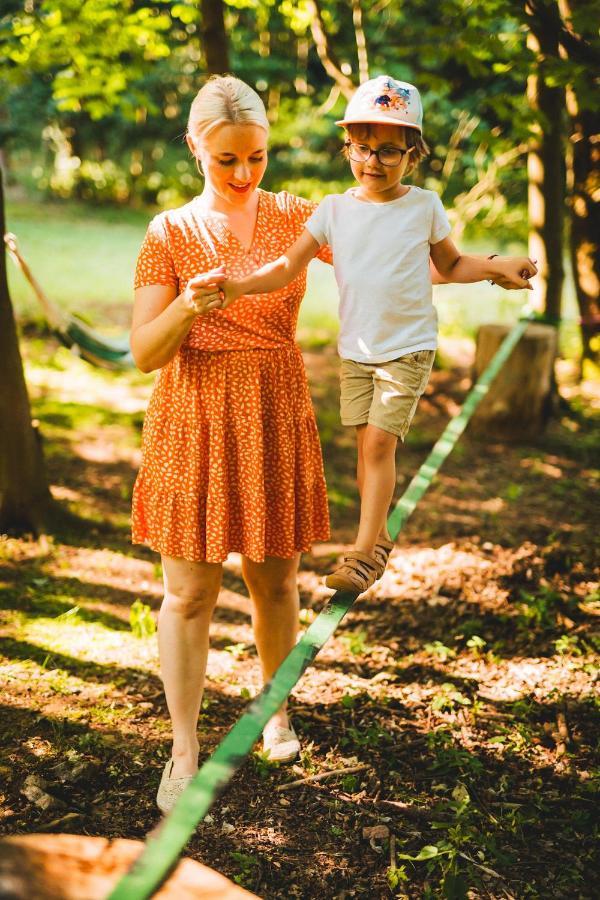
left=526, top=20, right=566, bottom=323
left=200, top=0, right=229, bottom=75
left=0, top=167, right=52, bottom=535
left=471, top=323, right=558, bottom=440
left=567, top=95, right=600, bottom=365
left=0, top=833, right=259, bottom=899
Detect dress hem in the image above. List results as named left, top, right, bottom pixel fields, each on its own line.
left=131, top=532, right=331, bottom=565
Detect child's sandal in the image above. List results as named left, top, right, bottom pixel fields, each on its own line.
left=373, top=537, right=395, bottom=578
left=325, top=551, right=380, bottom=594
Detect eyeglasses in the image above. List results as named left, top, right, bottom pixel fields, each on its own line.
left=344, top=141, right=413, bottom=168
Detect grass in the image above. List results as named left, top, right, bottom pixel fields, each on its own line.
left=6, top=194, right=581, bottom=355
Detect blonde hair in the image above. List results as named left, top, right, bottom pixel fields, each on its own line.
left=187, top=75, right=269, bottom=147
left=344, top=123, right=430, bottom=174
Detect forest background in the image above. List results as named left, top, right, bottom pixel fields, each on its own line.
left=0, top=3, right=598, bottom=899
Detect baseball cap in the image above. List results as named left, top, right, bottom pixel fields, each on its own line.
left=335, top=76, right=423, bottom=132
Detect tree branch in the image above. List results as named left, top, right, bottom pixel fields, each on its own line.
left=306, top=0, right=355, bottom=99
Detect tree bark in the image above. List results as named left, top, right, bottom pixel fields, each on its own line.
left=0, top=167, right=52, bottom=535
left=0, top=833, right=259, bottom=899
left=471, top=323, right=558, bottom=440
left=567, top=98, right=600, bottom=365
left=526, top=18, right=566, bottom=324
left=200, top=0, right=229, bottom=75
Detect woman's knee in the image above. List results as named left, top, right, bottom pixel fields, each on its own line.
left=161, top=585, right=219, bottom=619
left=161, top=557, right=222, bottom=619
left=243, top=558, right=299, bottom=605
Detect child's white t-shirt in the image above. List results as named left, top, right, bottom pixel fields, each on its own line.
left=305, top=186, right=451, bottom=363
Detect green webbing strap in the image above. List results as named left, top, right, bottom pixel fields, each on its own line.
left=387, top=316, right=530, bottom=536
left=107, top=315, right=532, bottom=900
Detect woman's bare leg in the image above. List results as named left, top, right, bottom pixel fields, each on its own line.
left=242, top=553, right=300, bottom=730
left=159, top=555, right=222, bottom=778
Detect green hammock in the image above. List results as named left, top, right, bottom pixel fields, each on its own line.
left=4, top=232, right=134, bottom=370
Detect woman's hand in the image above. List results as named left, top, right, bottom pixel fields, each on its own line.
left=183, top=267, right=227, bottom=314
left=489, top=257, right=538, bottom=290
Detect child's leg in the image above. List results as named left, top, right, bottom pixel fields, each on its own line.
left=354, top=423, right=398, bottom=555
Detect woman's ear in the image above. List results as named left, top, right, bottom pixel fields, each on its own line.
left=185, top=133, right=197, bottom=156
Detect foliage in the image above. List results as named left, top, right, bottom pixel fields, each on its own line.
left=129, top=599, right=156, bottom=638
left=0, top=0, right=544, bottom=228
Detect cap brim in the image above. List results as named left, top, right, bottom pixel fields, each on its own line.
left=335, top=116, right=422, bottom=132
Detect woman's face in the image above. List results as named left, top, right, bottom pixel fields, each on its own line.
left=189, top=124, right=268, bottom=207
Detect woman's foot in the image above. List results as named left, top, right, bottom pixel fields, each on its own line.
left=325, top=551, right=380, bottom=594
left=262, top=720, right=300, bottom=764
left=156, top=759, right=195, bottom=815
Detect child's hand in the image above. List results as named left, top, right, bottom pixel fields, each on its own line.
left=219, top=280, right=243, bottom=310
left=183, top=267, right=226, bottom=314
left=490, top=257, right=538, bottom=290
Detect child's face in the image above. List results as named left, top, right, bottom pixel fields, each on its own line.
left=346, top=124, right=412, bottom=202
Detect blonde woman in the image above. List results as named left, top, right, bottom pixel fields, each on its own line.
left=130, top=76, right=333, bottom=813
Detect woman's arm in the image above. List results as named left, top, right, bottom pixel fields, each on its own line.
left=222, top=229, right=320, bottom=307
left=130, top=268, right=225, bottom=373
left=430, top=237, right=537, bottom=289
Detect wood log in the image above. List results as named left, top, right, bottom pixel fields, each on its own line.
left=470, top=322, right=557, bottom=440
left=0, top=834, right=259, bottom=900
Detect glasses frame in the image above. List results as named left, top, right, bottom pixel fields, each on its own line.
left=344, top=141, right=413, bottom=168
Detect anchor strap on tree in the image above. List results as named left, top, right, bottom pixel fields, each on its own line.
left=4, top=233, right=133, bottom=370
left=107, top=312, right=533, bottom=900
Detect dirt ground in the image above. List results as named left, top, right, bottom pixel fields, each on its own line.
left=0, top=338, right=598, bottom=899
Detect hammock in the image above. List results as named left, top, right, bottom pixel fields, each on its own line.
left=4, top=232, right=134, bottom=370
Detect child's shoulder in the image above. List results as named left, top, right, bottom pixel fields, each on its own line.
left=407, top=185, right=441, bottom=201
left=268, top=189, right=348, bottom=222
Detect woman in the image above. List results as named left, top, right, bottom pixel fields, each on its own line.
left=130, top=75, right=333, bottom=814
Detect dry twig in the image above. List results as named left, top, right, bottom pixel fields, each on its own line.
left=276, top=764, right=369, bottom=792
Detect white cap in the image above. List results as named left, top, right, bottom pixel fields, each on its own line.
left=336, top=76, right=423, bottom=132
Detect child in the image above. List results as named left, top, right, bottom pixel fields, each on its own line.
left=221, top=76, right=537, bottom=594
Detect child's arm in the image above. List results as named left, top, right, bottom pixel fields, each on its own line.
left=222, top=229, right=320, bottom=307
left=430, top=237, right=537, bottom=289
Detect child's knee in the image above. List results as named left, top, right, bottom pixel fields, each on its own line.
left=363, top=425, right=397, bottom=461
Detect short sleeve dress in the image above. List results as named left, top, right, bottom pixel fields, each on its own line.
left=132, top=189, right=331, bottom=563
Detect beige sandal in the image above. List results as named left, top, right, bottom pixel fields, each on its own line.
left=156, top=759, right=194, bottom=815
left=325, top=551, right=380, bottom=594
left=373, top=537, right=395, bottom=578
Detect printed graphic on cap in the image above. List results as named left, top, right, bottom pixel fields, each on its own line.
left=369, top=79, right=412, bottom=114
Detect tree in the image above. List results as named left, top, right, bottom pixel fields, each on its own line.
left=0, top=167, right=52, bottom=535
left=201, top=0, right=229, bottom=74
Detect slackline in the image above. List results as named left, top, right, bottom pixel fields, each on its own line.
left=107, top=314, right=532, bottom=900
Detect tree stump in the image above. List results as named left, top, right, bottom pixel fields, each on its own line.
left=0, top=834, right=259, bottom=900
left=470, top=322, right=557, bottom=440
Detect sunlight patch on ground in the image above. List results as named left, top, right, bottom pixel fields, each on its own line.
left=72, top=433, right=141, bottom=466
left=50, top=485, right=84, bottom=503
left=21, top=618, right=159, bottom=673
left=374, top=542, right=494, bottom=600
left=476, top=657, right=597, bottom=703
left=47, top=547, right=162, bottom=599
left=25, top=346, right=152, bottom=413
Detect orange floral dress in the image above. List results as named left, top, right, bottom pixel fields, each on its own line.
left=132, top=189, right=331, bottom=563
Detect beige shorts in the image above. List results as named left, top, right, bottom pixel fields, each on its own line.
left=340, top=350, right=435, bottom=439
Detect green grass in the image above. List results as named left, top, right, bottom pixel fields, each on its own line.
left=6, top=196, right=580, bottom=355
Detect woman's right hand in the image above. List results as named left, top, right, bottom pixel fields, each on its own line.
left=183, top=267, right=227, bottom=315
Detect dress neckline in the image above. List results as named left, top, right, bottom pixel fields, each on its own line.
left=194, top=189, right=263, bottom=255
